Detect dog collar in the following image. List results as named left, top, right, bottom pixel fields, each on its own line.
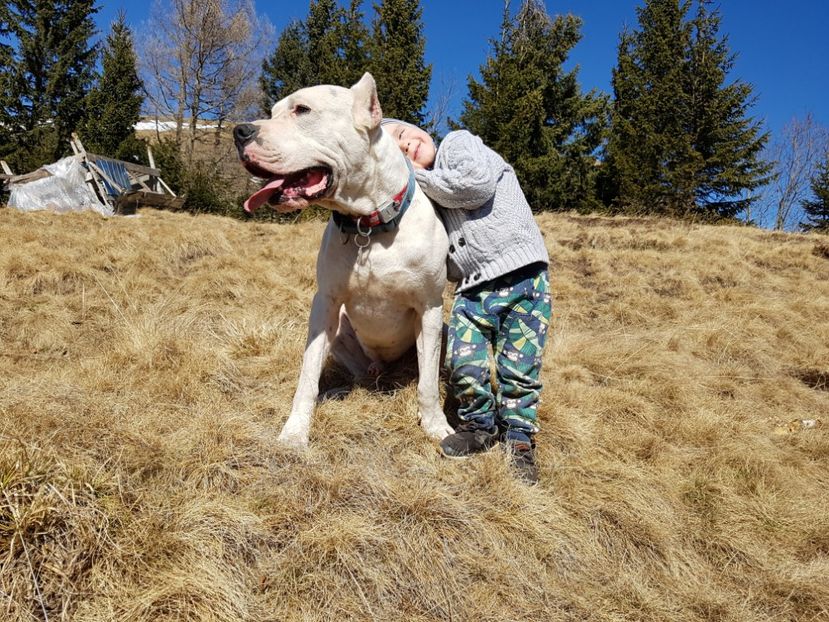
left=332, top=158, right=416, bottom=235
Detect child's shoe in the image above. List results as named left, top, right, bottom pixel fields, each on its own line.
left=503, top=430, right=539, bottom=485
left=439, top=422, right=499, bottom=458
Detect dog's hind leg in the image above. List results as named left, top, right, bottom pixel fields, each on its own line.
left=330, top=306, right=373, bottom=377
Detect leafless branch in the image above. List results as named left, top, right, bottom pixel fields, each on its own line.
left=138, top=0, right=273, bottom=161
left=757, top=113, right=829, bottom=230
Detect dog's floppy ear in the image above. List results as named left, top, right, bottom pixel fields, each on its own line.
left=351, top=72, right=383, bottom=131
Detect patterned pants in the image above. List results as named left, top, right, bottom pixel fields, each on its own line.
left=446, top=263, right=552, bottom=439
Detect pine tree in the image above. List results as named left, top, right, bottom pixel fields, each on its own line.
left=260, top=1, right=367, bottom=114
left=307, top=0, right=347, bottom=85
left=309, top=0, right=368, bottom=87
left=81, top=11, right=143, bottom=158
left=0, top=0, right=99, bottom=171
left=337, top=0, right=369, bottom=87
left=604, top=0, right=696, bottom=214
left=801, top=155, right=829, bottom=232
left=685, top=1, right=770, bottom=217
left=368, top=0, right=431, bottom=125
left=604, top=0, right=770, bottom=218
left=260, top=21, right=313, bottom=113
left=0, top=9, right=14, bottom=152
left=459, top=0, right=608, bottom=212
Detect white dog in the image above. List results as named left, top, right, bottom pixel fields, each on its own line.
left=234, top=73, right=453, bottom=448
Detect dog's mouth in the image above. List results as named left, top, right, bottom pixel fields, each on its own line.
left=243, top=162, right=332, bottom=213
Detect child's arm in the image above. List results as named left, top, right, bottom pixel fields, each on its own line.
left=414, top=130, right=499, bottom=210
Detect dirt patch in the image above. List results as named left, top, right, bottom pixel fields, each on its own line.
left=813, top=241, right=829, bottom=260
left=791, top=368, right=829, bottom=392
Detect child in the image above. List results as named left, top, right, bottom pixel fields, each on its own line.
left=381, top=119, right=551, bottom=484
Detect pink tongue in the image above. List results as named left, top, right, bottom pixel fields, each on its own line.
left=305, top=169, right=326, bottom=188
left=244, top=177, right=285, bottom=213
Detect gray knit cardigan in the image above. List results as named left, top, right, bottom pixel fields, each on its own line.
left=414, top=130, right=549, bottom=292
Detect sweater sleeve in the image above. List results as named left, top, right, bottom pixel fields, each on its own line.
left=414, top=131, right=499, bottom=210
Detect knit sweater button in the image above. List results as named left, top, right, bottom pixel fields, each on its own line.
left=449, top=244, right=455, bottom=253
left=458, top=237, right=466, bottom=246
left=473, top=273, right=480, bottom=280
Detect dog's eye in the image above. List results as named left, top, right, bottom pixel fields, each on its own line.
left=293, top=104, right=312, bottom=115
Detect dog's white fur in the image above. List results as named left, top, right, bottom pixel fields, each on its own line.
left=239, top=73, right=453, bottom=448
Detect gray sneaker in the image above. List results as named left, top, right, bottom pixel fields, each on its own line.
left=504, top=439, right=539, bottom=485
left=439, top=423, right=499, bottom=458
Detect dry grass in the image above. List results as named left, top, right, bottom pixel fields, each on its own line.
left=1, top=207, right=828, bottom=621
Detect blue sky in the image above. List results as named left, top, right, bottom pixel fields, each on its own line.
left=97, top=0, right=829, bottom=140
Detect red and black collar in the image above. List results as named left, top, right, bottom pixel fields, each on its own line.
left=332, top=158, right=416, bottom=235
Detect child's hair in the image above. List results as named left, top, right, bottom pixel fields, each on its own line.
left=380, top=118, right=421, bottom=131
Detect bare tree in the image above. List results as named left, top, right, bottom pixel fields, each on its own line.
left=423, top=74, right=457, bottom=138
left=758, top=114, right=829, bottom=230
left=140, top=0, right=272, bottom=162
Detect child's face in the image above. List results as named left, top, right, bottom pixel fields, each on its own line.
left=384, top=123, right=436, bottom=170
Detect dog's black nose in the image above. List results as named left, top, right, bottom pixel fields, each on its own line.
left=233, top=123, right=259, bottom=147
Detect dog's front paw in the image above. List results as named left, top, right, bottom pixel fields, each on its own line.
left=277, top=419, right=310, bottom=449
left=420, top=415, right=454, bottom=441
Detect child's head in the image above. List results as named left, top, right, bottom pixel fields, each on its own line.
left=381, top=119, right=436, bottom=170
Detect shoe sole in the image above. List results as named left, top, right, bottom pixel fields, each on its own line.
left=440, top=450, right=473, bottom=460
left=439, top=443, right=499, bottom=459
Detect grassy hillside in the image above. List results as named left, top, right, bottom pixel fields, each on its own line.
left=1, top=208, right=828, bottom=621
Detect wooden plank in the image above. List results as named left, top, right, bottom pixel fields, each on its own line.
left=133, top=176, right=153, bottom=192
left=157, top=177, right=177, bottom=197
left=69, top=134, right=112, bottom=203
left=8, top=169, right=52, bottom=185
left=115, top=190, right=185, bottom=214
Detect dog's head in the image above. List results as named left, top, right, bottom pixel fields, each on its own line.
left=235, top=73, right=384, bottom=214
